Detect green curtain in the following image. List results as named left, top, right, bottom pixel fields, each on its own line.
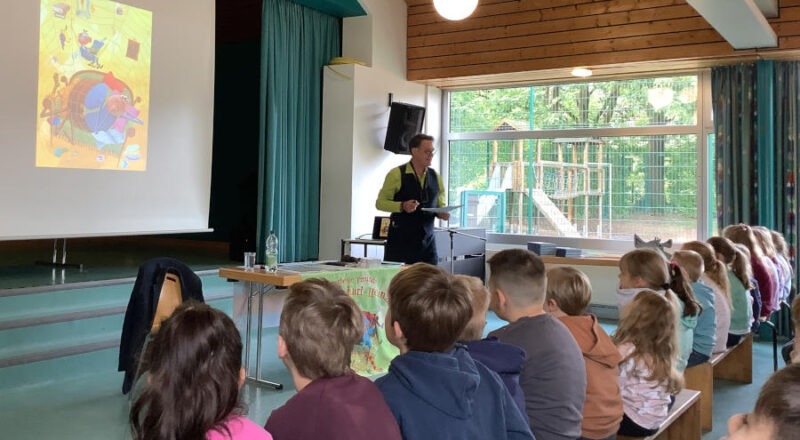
left=258, top=0, right=340, bottom=262
left=713, top=61, right=799, bottom=277
left=712, top=63, right=758, bottom=227
left=773, top=62, right=799, bottom=274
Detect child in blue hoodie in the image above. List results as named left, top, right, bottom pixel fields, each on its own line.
left=456, top=274, right=527, bottom=415
left=376, top=263, right=534, bottom=440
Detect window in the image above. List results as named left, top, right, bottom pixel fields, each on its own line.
left=443, top=74, right=713, bottom=245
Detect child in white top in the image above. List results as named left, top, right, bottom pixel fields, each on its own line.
left=614, top=290, right=684, bottom=437
left=129, top=302, right=272, bottom=440
left=616, top=249, right=701, bottom=372
left=769, top=229, right=793, bottom=304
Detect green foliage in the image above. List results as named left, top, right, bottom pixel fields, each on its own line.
left=448, top=76, right=700, bottom=234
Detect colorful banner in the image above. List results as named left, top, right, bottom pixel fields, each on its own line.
left=301, top=265, right=401, bottom=377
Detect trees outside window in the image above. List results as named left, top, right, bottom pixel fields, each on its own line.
left=444, top=74, right=712, bottom=244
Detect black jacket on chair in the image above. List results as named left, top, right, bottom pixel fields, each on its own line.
left=118, top=257, right=204, bottom=394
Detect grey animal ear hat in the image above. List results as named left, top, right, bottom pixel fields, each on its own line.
left=633, top=234, right=673, bottom=259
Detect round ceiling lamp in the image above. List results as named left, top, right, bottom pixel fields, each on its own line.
left=571, top=67, right=593, bottom=78
left=433, top=0, right=479, bottom=21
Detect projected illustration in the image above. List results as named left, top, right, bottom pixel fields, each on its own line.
left=36, top=1, right=152, bottom=171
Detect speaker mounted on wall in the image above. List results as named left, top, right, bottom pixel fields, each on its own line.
left=383, top=102, right=426, bottom=155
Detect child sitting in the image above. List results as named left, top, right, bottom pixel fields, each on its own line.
left=544, top=266, right=623, bottom=440
left=681, top=241, right=730, bottom=354
left=456, top=274, right=527, bottom=415
left=616, top=248, right=700, bottom=372
left=265, top=279, right=401, bottom=440
left=753, top=226, right=785, bottom=312
left=671, top=250, right=716, bottom=366
left=487, top=249, right=586, bottom=440
left=725, top=363, right=800, bottom=439
left=724, top=224, right=776, bottom=319
left=376, top=263, right=534, bottom=440
left=707, top=236, right=754, bottom=346
left=614, top=291, right=684, bottom=437
left=770, top=229, right=794, bottom=304
left=129, top=301, right=273, bottom=440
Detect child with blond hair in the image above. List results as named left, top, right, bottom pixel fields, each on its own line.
left=265, top=279, right=401, bottom=440
left=377, top=263, right=534, bottom=440
left=614, top=291, right=684, bottom=437
left=752, top=226, right=785, bottom=312
left=544, top=266, right=623, bottom=440
left=671, top=250, right=716, bottom=366
left=770, top=229, right=794, bottom=303
left=724, top=224, right=776, bottom=318
left=616, top=248, right=700, bottom=372
left=681, top=241, right=731, bottom=354
left=707, top=236, right=755, bottom=346
left=456, top=274, right=526, bottom=415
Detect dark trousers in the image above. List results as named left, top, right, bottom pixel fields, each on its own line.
left=618, top=414, right=657, bottom=437
left=727, top=333, right=745, bottom=348
left=686, top=350, right=710, bottom=367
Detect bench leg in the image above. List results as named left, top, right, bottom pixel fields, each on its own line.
left=714, top=334, right=753, bottom=384
left=659, top=398, right=701, bottom=440
left=683, top=363, right=713, bottom=432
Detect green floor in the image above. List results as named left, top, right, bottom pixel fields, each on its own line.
left=0, top=313, right=781, bottom=440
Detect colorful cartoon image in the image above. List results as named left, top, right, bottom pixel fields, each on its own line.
left=36, top=0, right=152, bottom=171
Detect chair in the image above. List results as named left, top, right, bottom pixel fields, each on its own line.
left=118, top=257, right=204, bottom=394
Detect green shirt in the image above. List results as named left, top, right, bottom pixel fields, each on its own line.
left=375, top=162, right=446, bottom=213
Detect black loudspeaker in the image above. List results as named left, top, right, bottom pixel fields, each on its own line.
left=384, top=102, right=426, bottom=155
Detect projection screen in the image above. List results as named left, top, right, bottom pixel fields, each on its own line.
left=0, top=0, right=215, bottom=239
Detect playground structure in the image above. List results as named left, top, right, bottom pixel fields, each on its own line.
left=460, top=121, right=611, bottom=237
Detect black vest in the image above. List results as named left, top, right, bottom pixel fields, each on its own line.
left=384, top=163, right=440, bottom=265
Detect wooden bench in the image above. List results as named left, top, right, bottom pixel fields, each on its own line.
left=682, top=334, right=754, bottom=432
left=712, top=333, right=753, bottom=383
left=618, top=389, right=701, bottom=440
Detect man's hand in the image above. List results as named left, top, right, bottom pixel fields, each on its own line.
left=402, top=199, right=420, bottom=213
left=437, top=212, right=450, bottom=221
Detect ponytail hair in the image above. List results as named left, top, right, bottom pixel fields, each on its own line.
left=731, top=246, right=755, bottom=290
left=752, top=226, right=777, bottom=258
left=668, top=261, right=702, bottom=317
left=708, top=236, right=753, bottom=290
left=682, top=241, right=731, bottom=304
left=723, top=223, right=764, bottom=259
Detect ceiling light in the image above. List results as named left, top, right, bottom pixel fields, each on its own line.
left=571, top=67, right=593, bottom=78
left=434, top=0, right=478, bottom=21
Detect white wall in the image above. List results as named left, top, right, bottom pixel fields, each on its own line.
left=319, top=0, right=443, bottom=260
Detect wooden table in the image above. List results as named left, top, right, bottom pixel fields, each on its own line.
left=218, top=267, right=303, bottom=389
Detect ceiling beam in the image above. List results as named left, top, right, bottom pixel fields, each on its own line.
left=687, top=0, right=777, bottom=49
left=753, top=0, right=778, bottom=18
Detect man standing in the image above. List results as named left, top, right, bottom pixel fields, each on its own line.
left=376, top=134, right=449, bottom=265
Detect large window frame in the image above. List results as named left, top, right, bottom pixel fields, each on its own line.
left=440, top=71, right=715, bottom=252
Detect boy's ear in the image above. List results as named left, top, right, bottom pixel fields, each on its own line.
left=277, top=334, right=288, bottom=359
left=392, top=320, right=405, bottom=341
left=495, top=288, right=510, bottom=309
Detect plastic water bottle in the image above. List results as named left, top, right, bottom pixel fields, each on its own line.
left=266, top=230, right=279, bottom=272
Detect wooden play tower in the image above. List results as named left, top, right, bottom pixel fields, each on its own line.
left=487, top=121, right=609, bottom=236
